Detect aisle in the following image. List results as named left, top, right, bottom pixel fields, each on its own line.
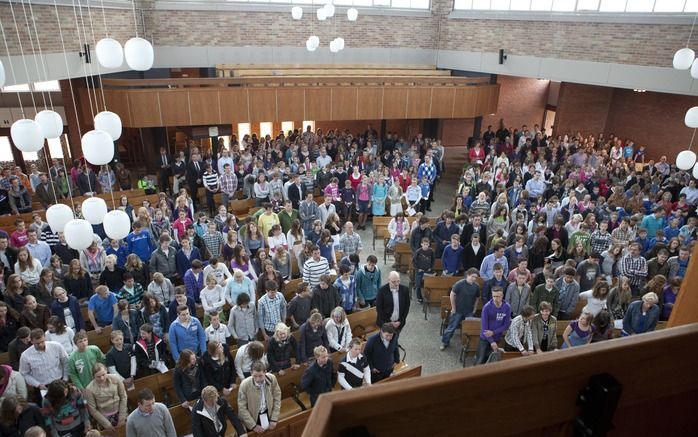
left=352, top=147, right=468, bottom=375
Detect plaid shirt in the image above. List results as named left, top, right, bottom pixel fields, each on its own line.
left=590, top=230, right=612, bottom=254
left=257, top=294, right=287, bottom=332
left=611, top=227, right=634, bottom=246
left=202, top=231, right=224, bottom=258
left=219, top=172, right=238, bottom=195
left=339, top=232, right=362, bottom=255
left=619, top=254, right=648, bottom=287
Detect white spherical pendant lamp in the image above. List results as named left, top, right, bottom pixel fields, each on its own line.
left=306, top=39, right=316, bottom=52
left=309, top=35, right=319, bottom=49
left=104, top=210, right=131, bottom=240
left=291, top=6, right=303, bottom=19
left=329, top=39, right=339, bottom=53
left=336, top=37, right=344, bottom=51
left=694, top=162, right=698, bottom=179
left=82, top=130, right=115, bottom=165
left=124, top=37, right=154, bottom=71
left=11, top=119, right=44, bottom=152
left=94, top=111, right=122, bottom=141
left=317, top=7, right=327, bottom=20
left=46, top=203, right=74, bottom=233
left=685, top=107, right=698, bottom=128
left=691, top=59, right=698, bottom=80
left=35, top=110, right=63, bottom=139
left=347, top=7, right=358, bottom=21
left=82, top=197, right=108, bottom=225
left=64, top=219, right=94, bottom=250
left=673, top=48, right=695, bottom=70
left=677, top=150, right=697, bottom=170
left=0, top=60, right=5, bottom=88
left=324, top=3, right=335, bottom=17
left=96, top=38, right=124, bottom=69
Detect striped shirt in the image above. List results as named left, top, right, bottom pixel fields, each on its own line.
left=257, top=294, right=287, bottom=332
left=338, top=354, right=370, bottom=389
left=203, top=171, right=220, bottom=191
left=302, top=257, right=330, bottom=288
left=19, top=341, right=69, bottom=387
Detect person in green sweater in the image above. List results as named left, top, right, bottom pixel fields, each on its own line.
left=530, top=275, right=560, bottom=318
left=68, top=330, right=106, bottom=390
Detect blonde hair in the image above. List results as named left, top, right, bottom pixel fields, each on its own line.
left=201, top=386, right=219, bottom=402
left=642, top=292, right=658, bottom=304
left=273, top=322, right=290, bottom=339
left=313, top=345, right=328, bottom=357
left=330, top=307, right=346, bottom=323
left=152, top=272, right=164, bottom=283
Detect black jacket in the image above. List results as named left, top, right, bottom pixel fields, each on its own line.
left=77, top=170, right=98, bottom=195
left=0, top=247, right=17, bottom=284
left=267, top=336, right=298, bottom=372
left=460, top=224, right=487, bottom=249
left=134, top=334, right=169, bottom=378
left=186, top=161, right=204, bottom=188
left=174, top=363, right=205, bottom=403
left=310, top=285, right=342, bottom=318
left=0, top=403, right=44, bottom=437
left=191, top=397, right=246, bottom=437
left=287, top=183, right=306, bottom=210
left=200, top=348, right=235, bottom=391
left=300, top=360, right=336, bottom=407
left=375, top=284, right=410, bottom=331
left=462, top=243, right=486, bottom=270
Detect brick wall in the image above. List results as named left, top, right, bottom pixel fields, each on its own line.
left=482, top=76, right=549, bottom=132
left=554, top=82, right=614, bottom=138
left=605, top=89, right=697, bottom=161
left=554, top=83, right=698, bottom=161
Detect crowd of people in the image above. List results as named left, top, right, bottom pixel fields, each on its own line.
left=0, top=125, right=438, bottom=437
left=435, top=123, right=693, bottom=363
left=0, top=121, right=694, bottom=435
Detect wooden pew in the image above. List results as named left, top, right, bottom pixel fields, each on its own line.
left=87, top=326, right=113, bottom=354
left=422, top=275, right=462, bottom=320
left=393, top=242, right=412, bottom=274
left=346, top=307, right=378, bottom=340
left=459, top=318, right=482, bottom=366
left=439, top=296, right=451, bottom=336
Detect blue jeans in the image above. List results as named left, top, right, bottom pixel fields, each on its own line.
left=415, top=271, right=424, bottom=300
left=474, top=337, right=496, bottom=366
left=441, top=312, right=465, bottom=346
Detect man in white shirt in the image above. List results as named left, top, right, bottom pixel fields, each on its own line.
left=204, top=311, right=232, bottom=345
left=19, top=329, right=69, bottom=399
left=318, top=197, right=336, bottom=228
left=25, top=229, right=51, bottom=267
left=525, top=171, right=546, bottom=199
left=316, top=148, right=332, bottom=169
left=375, top=271, right=410, bottom=333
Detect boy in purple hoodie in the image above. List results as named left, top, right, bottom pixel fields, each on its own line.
left=474, top=287, right=511, bottom=365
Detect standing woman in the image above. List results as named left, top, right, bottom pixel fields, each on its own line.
left=561, top=312, right=594, bottom=348
left=64, top=259, right=93, bottom=302
left=34, top=268, right=58, bottom=306
left=287, top=219, right=306, bottom=266
left=4, top=275, right=28, bottom=313
left=84, top=363, right=127, bottom=431
left=230, top=246, right=257, bottom=282
left=255, top=261, right=284, bottom=300
left=13, top=248, right=42, bottom=290
left=0, top=395, right=44, bottom=437
left=253, top=174, right=271, bottom=206
left=355, top=176, right=372, bottom=230
left=45, top=315, right=76, bottom=355
left=191, top=386, right=246, bottom=437
left=140, top=293, right=170, bottom=341
left=371, top=176, right=387, bottom=218
left=173, top=349, right=205, bottom=409
left=42, top=380, right=91, bottom=437
left=221, top=230, right=239, bottom=264
left=387, top=177, right=404, bottom=217
left=200, top=341, right=236, bottom=396
left=242, top=222, right=265, bottom=259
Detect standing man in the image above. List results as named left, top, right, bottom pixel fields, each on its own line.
left=338, top=222, right=362, bottom=257
left=237, top=362, right=281, bottom=434
left=474, top=287, right=511, bottom=365
left=479, top=243, right=509, bottom=281
left=287, top=174, right=306, bottom=210
left=375, top=271, right=410, bottom=334
left=168, top=305, right=207, bottom=360
left=618, top=242, right=648, bottom=296
left=440, top=268, right=480, bottom=351
left=363, top=323, right=399, bottom=383
left=219, top=163, right=238, bottom=211
left=302, top=245, right=331, bottom=289
left=157, top=147, right=172, bottom=195
left=126, top=388, right=176, bottom=437
left=19, top=328, right=69, bottom=401
left=186, top=153, right=204, bottom=210
left=25, top=229, right=51, bottom=267
left=417, top=154, right=437, bottom=210
left=277, top=200, right=299, bottom=235
left=202, top=163, right=220, bottom=216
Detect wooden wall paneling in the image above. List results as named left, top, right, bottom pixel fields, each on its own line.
left=382, top=88, right=408, bottom=119
left=305, top=89, right=332, bottom=122
left=356, top=88, right=384, bottom=120
left=452, top=87, right=478, bottom=118
left=429, top=88, right=455, bottom=118
left=159, top=91, right=191, bottom=126
left=219, top=89, right=250, bottom=123
left=474, top=86, right=494, bottom=116
left=247, top=89, right=277, bottom=123
left=103, top=90, right=132, bottom=127
left=128, top=91, right=162, bottom=127
left=487, top=84, right=501, bottom=114
left=667, top=244, right=698, bottom=327
left=276, top=89, right=306, bottom=122
left=331, top=87, right=358, bottom=121
left=188, top=90, right=221, bottom=125
left=406, top=87, right=432, bottom=119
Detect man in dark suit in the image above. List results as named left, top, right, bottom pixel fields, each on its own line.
left=375, top=271, right=410, bottom=334
left=461, top=214, right=487, bottom=248
left=287, top=174, right=306, bottom=210
left=157, top=147, right=172, bottom=194
left=0, top=234, right=18, bottom=285
left=186, top=152, right=204, bottom=209
left=462, top=233, right=486, bottom=270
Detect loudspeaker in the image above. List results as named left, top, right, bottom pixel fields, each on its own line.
left=499, top=49, right=507, bottom=65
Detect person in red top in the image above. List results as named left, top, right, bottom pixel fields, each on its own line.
left=348, top=165, right=362, bottom=190
left=172, top=210, right=193, bottom=242
left=398, top=169, right=411, bottom=193
left=469, top=142, right=486, bottom=166
left=10, top=219, right=28, bottom=249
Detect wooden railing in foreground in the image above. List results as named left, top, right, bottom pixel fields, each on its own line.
left=667, top=242, right=698, bottom=328
left=303, top=324, right=698, bottom=436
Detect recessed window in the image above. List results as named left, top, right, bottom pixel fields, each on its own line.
left=281, top=121, right=295, bottom=134
left=302, top=120, right=315, bottom=132
left=47, top=136, right=65, bottom=159
left=2, top=84, right=31, bottom=93
left=259, top=122, right=273, bottom=138
left=33, top=80, right=61, bottom=92
left=0, top=137, right=14, bottom=161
